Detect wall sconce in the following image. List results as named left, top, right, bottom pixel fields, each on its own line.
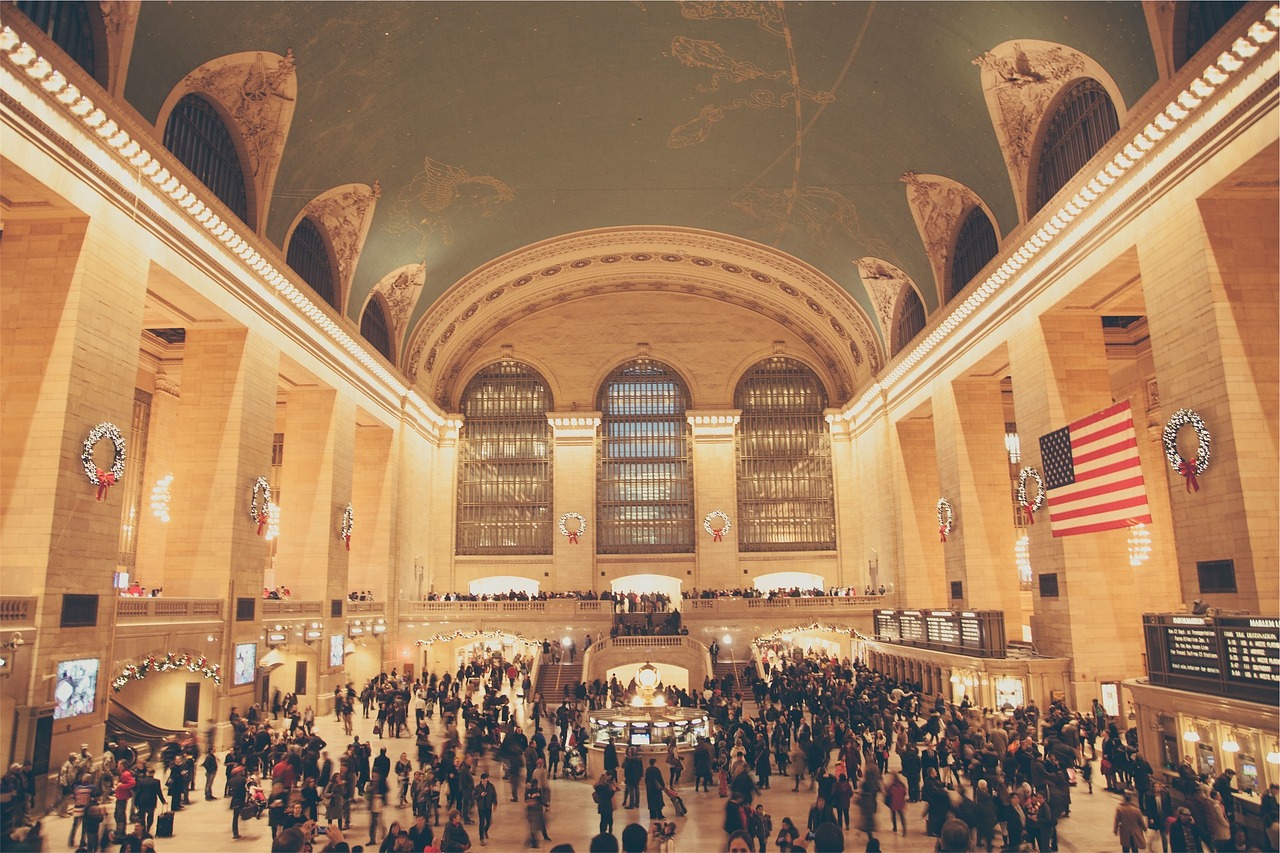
left=1004, top=430, right=1021, bottom=464
left=265, top=502, right=281, bottom=541
left=0, top=632, right=25, bottom=677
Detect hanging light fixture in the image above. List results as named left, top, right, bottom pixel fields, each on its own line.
left=265, top=501, right=281, bottom=540
left=1222, top=735, right=1240, bottom=753
left=1004, top=431, right=1021, bottom=464
left=150, top=474, right=173, bottom=522
left=1183, top=727, right=1201, bottom=743
left=1128, top=523, right=1152, bottom=567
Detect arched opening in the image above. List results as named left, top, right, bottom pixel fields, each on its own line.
left=468, top=575, right=540, bottom=598
left=14, top=1, right=101, bottom=84
left=892, top=287, right=926, bottom=357
left=359, top=295, right=394, bottom=363
left=597, top=359, right=694, bottom=554
left=162, top=94, right=251, bottom=227
left=753, top=571, right=825, bottom=594
left=949, top=206, right=999, bottom=301
left=1031, top=79, right=1120, bottom=215
left=734, top=357, right=835, bottom=552
left=610, top=573, right=682, bottom=602
left=288, top=216, right=339, bottom=311
left=456, top=361, right=554, bottom=555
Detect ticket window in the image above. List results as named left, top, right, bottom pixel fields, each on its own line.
left=1196, top=741, right=1217, bottom=777
left=994, top=677, right=1025, bottom=711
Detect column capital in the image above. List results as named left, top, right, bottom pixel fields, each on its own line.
left=548, top=412, right=601, bottom=441
left=441, top=414, right=464, bottom=444
left=687, top=410, right=740, bottom=438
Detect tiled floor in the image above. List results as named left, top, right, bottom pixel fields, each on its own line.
left=38, top=692, right=1137, bottom=852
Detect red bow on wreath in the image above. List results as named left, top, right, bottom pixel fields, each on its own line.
left=256, top=512, right=267, bottom=537
left=1177, top=458, right=1201, bottom=493
left=939, top=526, right=947, bottom=543
left=711, top=529, right=723, bottom=542
left=95, top=470, right=116, bottom=501
left=567, top=531, right=579, bottom=544
left=344, top=534, right=351, bottom=551
left=1023, top=502, right=1035, bottom=526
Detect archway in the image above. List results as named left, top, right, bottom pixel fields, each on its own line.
left=611, top=574, right=681, bottom=601
left=753, top=571, right=825, bottom=593
left=468, top=575, right=540, bottom=597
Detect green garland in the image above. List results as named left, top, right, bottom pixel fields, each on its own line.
left=112, top=651, right=221, bottom=692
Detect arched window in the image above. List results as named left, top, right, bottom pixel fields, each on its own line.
left=597, top=360, right=694, bottom=554
left=1033, top=79, right=1120, bottom=215
left=288, top=217, right=338, bottom=309
left=892, top=289, right=926, bottom=357
left=734, top=358, right=836, bottom=552
left=950, top=206, right=999, bottom=300
left=359, top=298, right=393, bottom=363
left=456, top=362, right=554, bottom=555
left=162, top=94, right=250, bottom=226
left=1180, top=1, right=1246, bottom=70
left=15, top=1, right=96, bottom=80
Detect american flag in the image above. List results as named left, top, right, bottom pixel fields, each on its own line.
left=1038, top=400, right=1151, bottom=538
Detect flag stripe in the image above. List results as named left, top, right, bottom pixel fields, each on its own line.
left=1049, top=492, right=1151, bottom=522
left=1073, top=436, right=1138, bottom=466
left=1040, top=399, right=1150, bottom=538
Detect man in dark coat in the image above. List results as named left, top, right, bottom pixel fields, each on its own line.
left=644, top=758, right=665, bottom=819
left=623, top=748, right=643, bottom=809
left=133, top=769, right=165, bottom=834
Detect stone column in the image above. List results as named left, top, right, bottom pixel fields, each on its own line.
left=1138, top=197, right=1279, bottom=612
left=688, top=412, right=740, bottom=591
left=933, top=377, right=1024, bottom=638
left=0, top=214, right=149, bottom=767
left=851, top=409, right=896, bottom=596
left=894, top=417, right=947, bottom=607
left=828, top=415, right=859, bottom=590
left=133, top=373, right=181, bottom=586
left=548, top=414, right=600, bottom=592
left=1008, top=313, right=1148, bottom=707
left=428, top=417, right=462, bottom=596
left=350, top=423, right=396, bottom=598
left=275, top=389, right=356, bottom=601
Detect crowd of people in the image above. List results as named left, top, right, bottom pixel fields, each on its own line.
left=689, top=588, right=883, bottom=600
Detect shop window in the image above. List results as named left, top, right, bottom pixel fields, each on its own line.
left=1033, top=79, right=1120, bottom=215
left=359, top=297, right=394, bottom=363
left=163, top=94, right=251, bottom=226
left=456, top=362, right=554, bottom=555
left=734, top=357, right=835, bottom=552
left=950, top=206, right=998, bottom=301
left=15, top=1, right=97, bottom=81
left=598, top=360, right=694, bottom=554
left=287, top=217, right=338, bottom=310
left=1038, top=573, right=1060, bottom=598
left=1197, top=559, right=1237, bottom=593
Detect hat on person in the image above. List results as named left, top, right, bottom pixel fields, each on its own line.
left=480, top=772, right=488, bottom=778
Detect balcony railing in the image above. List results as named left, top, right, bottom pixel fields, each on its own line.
left=345, top=600, right=385, bottom=615
left=261, top=600, right=324, bottom=617
left=116, top=597, right=224, bottom=622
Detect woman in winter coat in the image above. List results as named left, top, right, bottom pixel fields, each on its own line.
left=1113, top=794, right=1148, bottom=852
left=1206, top=791, right=1233, bottom=849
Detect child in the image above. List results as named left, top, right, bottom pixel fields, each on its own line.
left=1079, top=758, right=1094, bottom=794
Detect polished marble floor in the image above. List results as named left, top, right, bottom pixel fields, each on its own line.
left=39, top=690, right=1140, bottom=852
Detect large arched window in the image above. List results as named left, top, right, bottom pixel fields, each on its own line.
left=734, top=358, right=836, bottom=552
left=1033, top=79, right=1120, bottom=215
left=949, top=206, right=999, bottom=300
left=1179, top=1, right=1246, bottom=70
left=359, top=297, right=393, bottom=363
left=162, top=94, right=250, bottom=226
left=288, top=217, right=338, bottom=309
left=892, top=289, right=926, bottom=357
left=456, top=362, right=554, bottom=555
left=15, top=1, right=97, bottom=81
left=597, top=360, right=694, bottom=554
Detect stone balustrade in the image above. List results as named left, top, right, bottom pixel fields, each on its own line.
left=115, top=597, right=224, bottom=622
left=261, top=599, right=325, bottom=617
left=0, top=596, right=37, bottom=626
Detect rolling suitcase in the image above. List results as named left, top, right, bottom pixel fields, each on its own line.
left=156, top=806, right=175, bottom=838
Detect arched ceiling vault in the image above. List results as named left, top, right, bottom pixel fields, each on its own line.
left=406, top=227, right=883, bottom=407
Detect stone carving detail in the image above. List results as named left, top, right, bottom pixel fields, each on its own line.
left=854, top=258, right=917, bottom=342
left=900, top=172, right=986, bottom=305
left=99, top=1, right=141, bottom=97
left=163, top=51, right=297, bottom=230
left=371, top=262, right=427, bottom=354
left=153, top=372, right=180, bottom=398
left=972, top=41, right=1088, bottom=216
left=296, top=182, right=380, bottom=314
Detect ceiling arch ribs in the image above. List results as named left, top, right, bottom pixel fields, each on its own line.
left=405, top=227, right=885, bottom=407
left=899, top=172, right=1001, bottom=310
left=284, top=181, right=381, bottom=318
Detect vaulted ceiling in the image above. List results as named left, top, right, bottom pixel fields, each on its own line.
left=122, top=1, right=1160, bottom=379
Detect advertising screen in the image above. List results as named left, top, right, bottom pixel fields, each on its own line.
left=234, top=643, right=257, bottom=686
left=53, top=658, right=99, bottom=719
left=329, top=635, right=345, bottom=668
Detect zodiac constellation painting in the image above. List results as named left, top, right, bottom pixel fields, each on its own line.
left=679, top=1, right=785, bottom=36
left=731, top=186, right=893, bottom=261
left=385, top=155, right=515, bottom=252
left=667, top=36, right=834, bottom=149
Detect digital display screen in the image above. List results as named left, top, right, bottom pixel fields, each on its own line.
left=630, top=732, right=650, bottom=745
left=329, top=635, right=344, bottom=668
left=233, top=643, right=257, bottom=686
left=53, top=658, right=99, bottom=719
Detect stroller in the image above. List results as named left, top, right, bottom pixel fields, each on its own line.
left=564, top=751, right=587, bottom=779
left=239, top=778, right=267, bottom=820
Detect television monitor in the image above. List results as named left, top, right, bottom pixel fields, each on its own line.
left=233, top=643, right=257, bottom=686
left=53, top=658, right=99, bottom=719
left=329, top=635, right=344, bottom=668
left=630, top=731, right=651, bottom=746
